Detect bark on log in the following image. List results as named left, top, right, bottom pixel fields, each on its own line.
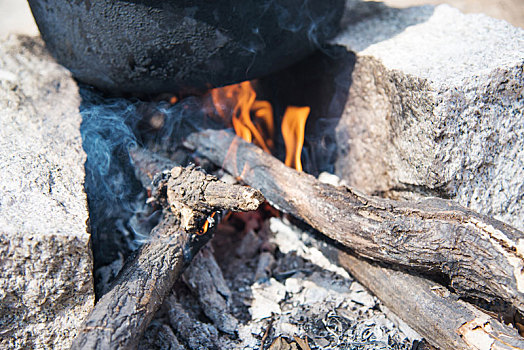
left=131, top=147, right=263, bottom=231
left=185, top=130, right=524, bottom=314
left=71, top=148, right=263, bottom=350
left=314, top=234, right=524, bottom=350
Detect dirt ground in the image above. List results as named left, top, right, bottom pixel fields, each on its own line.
left=0, top=0, right=522, bottom=38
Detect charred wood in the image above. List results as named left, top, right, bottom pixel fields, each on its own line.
left=185, top=130, right=524, bottom=315
left=71, top=214, right=202, bottom=350
left=131, top=147, right=263, bottom=231
left=166, top=296, right=219, bottom=350
left=138, top=320, right=185, bottom=350
left=323, top=244, right=524, bottom=350
left=71, top=147, right=263, bottom=350
left=182, top=245, right=239, bottom=335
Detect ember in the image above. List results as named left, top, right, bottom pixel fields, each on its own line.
left=199, top=211, right=217, bottom=235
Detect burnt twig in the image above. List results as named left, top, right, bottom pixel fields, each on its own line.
left=71, top=147, right=263, bottom=350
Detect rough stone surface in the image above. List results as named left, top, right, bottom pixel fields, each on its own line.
left=333, top=5, right=524, bottom=230
left=0, top=35, right=94, bottom=349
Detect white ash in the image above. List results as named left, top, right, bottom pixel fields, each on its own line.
left=270, top=218, right=351, bottom=280
left=94, top=253, right=125, bottom=296
left=250, top=278, right=287, bottom=320
left=141, top=216, right=418, bottom=349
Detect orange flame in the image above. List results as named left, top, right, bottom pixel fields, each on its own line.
left=281, top=106, right=310, bottom=172
left=251, top=100, right=275, bottom=150
left=209, top=81, right=309, bottom=172
left=199, top=211, right=217, bottom=235
left=211, top=81, right=273, bottom=153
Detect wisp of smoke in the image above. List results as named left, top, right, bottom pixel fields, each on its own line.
left=80, top=88, right=145, bottom=268
left=79, top=87, right=224, bottom=271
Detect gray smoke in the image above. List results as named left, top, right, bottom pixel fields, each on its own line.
left=80, top=87, right=224, bottom=272
left=80, top=88, right=145, bottom=269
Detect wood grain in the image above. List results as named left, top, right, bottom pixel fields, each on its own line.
left=186, top=129, right=524, bottom=315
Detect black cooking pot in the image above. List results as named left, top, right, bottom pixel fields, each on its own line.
left=28, top=0, right=345, bottom=94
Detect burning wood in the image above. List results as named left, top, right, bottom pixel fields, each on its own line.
left=208, top=80, right=311, bottom=169
left=182, top=245, right=239, bottom=335
left=71, top=147, right=263, bottom=350
left=185, top=129, right=524, bottom=316
left=151, top=212, right=417, bottom=348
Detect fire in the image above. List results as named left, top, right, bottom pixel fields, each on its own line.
left=281, top=106, right=310, bottom=172
left=199, top=211, right=217, bottom=235
left=211, top=81, right=273, bottom=153
left=209, top=81, right=309, bottom=172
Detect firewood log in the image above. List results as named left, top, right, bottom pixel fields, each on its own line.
left=185, top=129, right=524, bottom=315
left=71, top=147, right=263, bottom=350
left=323, top=239, right=524, bottom=350
left=271, top=216, right=524, bottom=349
